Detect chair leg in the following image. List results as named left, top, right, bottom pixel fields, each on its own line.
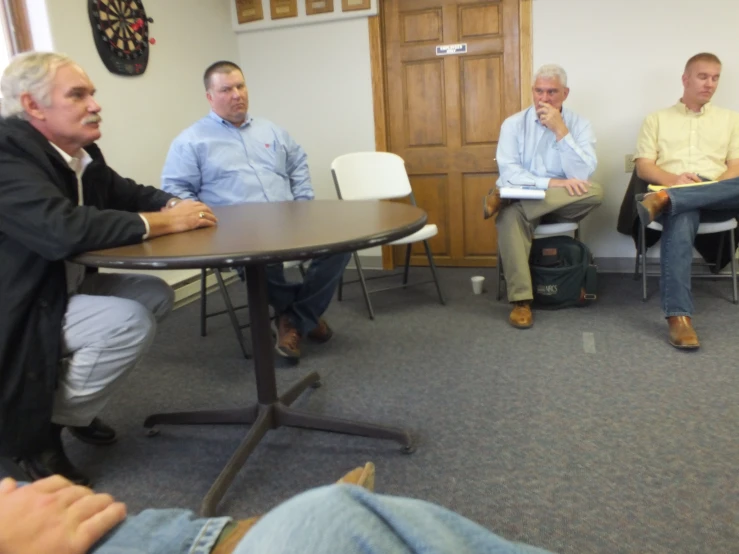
left=633, top=244, right=640, bottom=280
left=215, top=269, right=251, bottom=359
left=422, top=239, right=445, bottom=305
left=402, top=244, right=412, bottom=286
left=730, top=230, right=738, bottom=304
left=353, top=252, right=375, bottom=320
left=715, top=232, right=726, bottom=273
left=200, top=269, right=208, bottom=337
left=640, top=224, right=648, bottom=302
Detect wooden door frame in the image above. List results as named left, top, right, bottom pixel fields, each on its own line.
left=368, top=0, right=533, bottom=270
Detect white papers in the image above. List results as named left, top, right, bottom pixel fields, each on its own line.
left=499, top=186, right=545, bottom=200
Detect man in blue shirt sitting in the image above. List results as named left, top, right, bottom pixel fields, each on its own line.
left=162, top=61, right=349, bottom=362
left=483, top=64, right=603, bottom=329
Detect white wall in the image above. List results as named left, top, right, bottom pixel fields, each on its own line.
left=236, top=0, right=739, bottom=265
left=40, top=0, right=239, bottom=284
left=42, top=0, right=239, bottom=188
left=532, top=0, right=739, bottom=260
left=236, top=18, right=376, bottom=200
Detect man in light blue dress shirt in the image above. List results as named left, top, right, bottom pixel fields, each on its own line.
left=483, top=64, right=602, bottom=329
left=162, top=61, right=350, bottom=362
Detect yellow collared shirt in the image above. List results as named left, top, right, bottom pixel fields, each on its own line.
left=634, top=101, right=739, bottom=179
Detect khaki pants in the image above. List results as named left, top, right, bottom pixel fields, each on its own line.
left=496, top=182, right=603, bottom=302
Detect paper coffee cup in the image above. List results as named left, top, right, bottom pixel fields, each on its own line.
left=471, top=275, right=484, bottom=294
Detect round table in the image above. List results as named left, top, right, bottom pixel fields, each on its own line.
left=76, top=199, right=427, bottom=516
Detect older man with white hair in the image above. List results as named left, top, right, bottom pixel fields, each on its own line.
left=483, top=64, right=602, bottom=328
left=0, top=52, right=217, bottom=486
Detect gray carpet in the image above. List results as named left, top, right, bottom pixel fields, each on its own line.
left=64, top=268, right=739, bottom=553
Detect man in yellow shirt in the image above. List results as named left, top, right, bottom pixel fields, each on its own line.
left=633, top=52, right=739, bottom=349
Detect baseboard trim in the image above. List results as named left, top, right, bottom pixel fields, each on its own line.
left=173, top=270, right=239, bottom=309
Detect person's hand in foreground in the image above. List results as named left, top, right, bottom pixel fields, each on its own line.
left=0, top=475, right=126, bottom=554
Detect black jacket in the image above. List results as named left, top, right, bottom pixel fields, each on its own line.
left=617, top=169, right=739, bottom=269
left=0, top=118, right=174, bottom=456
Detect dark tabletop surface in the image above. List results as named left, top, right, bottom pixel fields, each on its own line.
left=74, top=200, right=428, bottom=270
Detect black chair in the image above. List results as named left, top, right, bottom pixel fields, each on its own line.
left=199, top=263, right=307, bottom=357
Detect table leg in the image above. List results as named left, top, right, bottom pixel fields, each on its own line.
left=144, top=263, right=414, bottom=518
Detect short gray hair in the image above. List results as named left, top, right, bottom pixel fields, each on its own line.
left=534, top=64, right=568, bottom=88
left=1, top=51, right=77, bottom=119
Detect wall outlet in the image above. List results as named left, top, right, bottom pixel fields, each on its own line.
left=624, top=154, right=636, bottom=173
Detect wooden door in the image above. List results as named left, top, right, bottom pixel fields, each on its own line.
left=383, top=0, right=523, bottom=267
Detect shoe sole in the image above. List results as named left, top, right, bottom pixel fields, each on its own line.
left=275, top=346, right=300, bottom=362
left=67, top=428, right=118, bottom=446
left=307, top=332, right=333, bottom=344
left=669, top=340, right=700, bottom=350
left=272, top=320, right=301, bottom=362
left=509, top=320, right=534, bottom=329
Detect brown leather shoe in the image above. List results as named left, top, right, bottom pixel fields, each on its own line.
left=636, top=190, right=670, bottom=226
left=483, top=188, right=501, bottom=220
left=667, top=316, right=700, bottom=350
left=275, top=314, right=301, bottom=361
left=509, top=301, right=533, bottom=329
left=307, top=318, right=333, bottom=343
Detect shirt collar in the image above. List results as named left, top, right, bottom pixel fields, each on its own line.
left=208, top=110, right=252, bottom=129
left=50, top=142, right=92, bottom=175
left=676, top=100, right=711, bottom=115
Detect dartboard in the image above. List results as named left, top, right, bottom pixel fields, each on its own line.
left=88, top=0, right=152, bottom=76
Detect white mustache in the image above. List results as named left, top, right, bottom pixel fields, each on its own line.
left=83, top=115, right=101, bottom=124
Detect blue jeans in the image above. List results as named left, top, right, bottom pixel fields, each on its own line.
left=266, top=253, right=350, bottom=335
left=660, top=178, right=739, bottom=316
left=90, top=510, right=230, bottom=554
left=91, top=484, right=554, bottom=554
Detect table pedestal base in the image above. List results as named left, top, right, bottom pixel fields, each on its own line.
left=143, top=370, right=414, bottom=516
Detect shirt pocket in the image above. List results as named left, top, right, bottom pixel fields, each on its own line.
left=272, top=144, right=287, bottom=176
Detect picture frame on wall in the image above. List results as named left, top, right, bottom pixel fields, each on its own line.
left=235, top=0, right=264, bottom=23
left=270, top=0, right=298, bottom=19
left=306, top=0, right=334, bottom=15
left=341, top=0, right=370, bottom=11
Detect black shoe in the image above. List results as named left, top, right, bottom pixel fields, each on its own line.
left=68, top=417, right=117, bottom=445
left=19, top=446, right=91, bottom=486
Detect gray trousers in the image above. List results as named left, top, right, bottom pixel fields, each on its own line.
left=53, top=273, right=174, bottom=427
left=496, top=183, right=603, bottom=302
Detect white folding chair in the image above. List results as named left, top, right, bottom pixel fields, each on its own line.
left=635, top=219, right=738, bottom=302
left=496, top=222, right=580, bottom=301
left=330, top=152, right=446, bottom=319
left=199, top=261, right=307, bottom=357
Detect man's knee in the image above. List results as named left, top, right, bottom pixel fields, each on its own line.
left=496, top=202, right=527, bottom=229
left=117, top=299, right=157, bottom=350
left=588, top=181, right=605, bottom=203
left=665, top=211, right=700, bottom=242
left=144, top=277, right=175, bottom=321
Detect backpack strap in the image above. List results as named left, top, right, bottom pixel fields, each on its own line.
left=583, top=261, right=597, bottom=301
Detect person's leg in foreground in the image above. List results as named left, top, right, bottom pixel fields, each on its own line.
left=237, top=484, right=555, bottom=554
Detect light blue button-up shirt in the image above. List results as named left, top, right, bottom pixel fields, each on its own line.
left=161, top=111, right=314, bottom=205
left=495, top=105, right=597, bottom=190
